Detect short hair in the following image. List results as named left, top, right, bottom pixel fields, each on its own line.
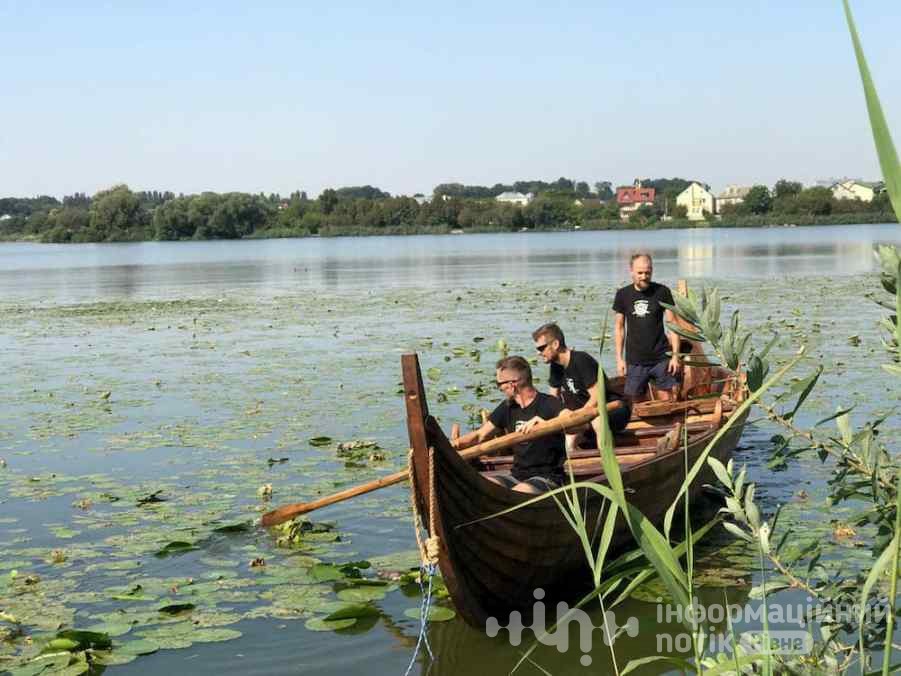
left=630, top=252, right=653, bottom=267
left=495, top=355, right=533, bottom=386
left=531, top=322, right=566, bottom=349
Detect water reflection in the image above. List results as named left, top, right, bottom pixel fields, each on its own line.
left=0, top=224, right=897, bottom=303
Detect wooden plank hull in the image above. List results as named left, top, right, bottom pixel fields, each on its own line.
left=404, top=354, right=748, bottom=628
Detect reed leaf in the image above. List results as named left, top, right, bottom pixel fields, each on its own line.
left=843, top=0, right=901, bottom=222
left=663, top=348, right=806, bottom=538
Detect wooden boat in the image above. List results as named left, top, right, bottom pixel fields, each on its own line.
left=402, top=349, right=748, bottom=628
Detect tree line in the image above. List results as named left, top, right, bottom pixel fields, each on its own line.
left=0, top=178, right=895, bottom=243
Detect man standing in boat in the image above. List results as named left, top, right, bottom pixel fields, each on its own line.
left=532, top=322, right=631, bottom=449
left=613, top=253, right=681, bottom=402
left=451, top=356, right=567, bottom=494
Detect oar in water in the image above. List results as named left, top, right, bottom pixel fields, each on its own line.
left=259, top=406, right=599, bottom=527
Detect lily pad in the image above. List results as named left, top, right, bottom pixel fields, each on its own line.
left=158, top=603, right=196, bottom=615
left=403, top=606, right=456, bottom=622
left=308, top=437, right=332, bottom=447
left=304, top=617, right=357, bottom=632
left=324, top=603, right=380, bottom=621
left=190, top=628, right=242, bottom=643
left=337, top=587, right=387, bottom=602
left=154, top=541, right=199, bottom=558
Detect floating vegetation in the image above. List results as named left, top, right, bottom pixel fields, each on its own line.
left=0, top=273, right=895, bottom=671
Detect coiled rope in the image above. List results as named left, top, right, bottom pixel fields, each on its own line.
left=404, top=446, right=440, bottom=675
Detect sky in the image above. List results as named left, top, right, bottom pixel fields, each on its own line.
left=1, top=0, right=900, bottom=199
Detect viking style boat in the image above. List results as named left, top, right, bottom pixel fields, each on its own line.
left=403, top=346, right=748, bottom=628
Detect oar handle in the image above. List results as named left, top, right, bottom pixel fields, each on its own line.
left=260, top=469, right=409, bottom=526
left=259, top=406, right=599, bottom=527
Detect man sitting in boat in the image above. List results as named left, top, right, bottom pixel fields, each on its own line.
left=613, top=252, right=682, bottom=402
left=451, top=356, right=567, bottom=494
left=532, top=322, right=630, bottom=451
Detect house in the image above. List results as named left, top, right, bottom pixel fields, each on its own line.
left=831, top=180, right=882, bottom=202
left=0, top=214, right=11, bottom=221
left=716, top=185, right=752, bottom=210
left=573, top=198, right=604, bottom=208
left=495, top=191, right=534, bottom=206
left=676, top=182, right=716, bottom=221
left=616, top=180, right=656, bottom=217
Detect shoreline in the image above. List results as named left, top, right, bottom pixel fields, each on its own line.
left=0, top=213, right=896, bottom=244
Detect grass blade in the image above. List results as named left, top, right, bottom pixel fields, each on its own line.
left=843, top=0, right=901, bottom=221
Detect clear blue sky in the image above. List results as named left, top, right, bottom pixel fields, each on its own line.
left=2, top=1, right=900, bottom=198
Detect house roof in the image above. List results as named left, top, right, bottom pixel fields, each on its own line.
left=616, top=186, right=655, bottom=205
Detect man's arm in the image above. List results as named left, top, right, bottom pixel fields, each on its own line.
left=664, top=308, right=682, bottom=375
left=614, top=312, right=627, bottom=377
left=451, top=419, right=498, bottom=450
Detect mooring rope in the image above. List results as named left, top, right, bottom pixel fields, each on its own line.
left=404, top=447, right=441, bottom=675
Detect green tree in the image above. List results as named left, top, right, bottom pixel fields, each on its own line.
left=773, top=179, right=803, bottom=199
left=319, top=189, right=339, bottom=215
left=89, top=185, right=145, bottom=241
left=744, top=185, right=772, bottom=214
left=593, top=181, right=614, bottom=200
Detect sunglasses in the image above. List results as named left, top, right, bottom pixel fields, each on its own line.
left=535, top=343, right=548, bottom=352
left=496, top=378, right=520, bottom=389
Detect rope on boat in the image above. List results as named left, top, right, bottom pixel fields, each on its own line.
left=404, top=446, right=441, bottom=675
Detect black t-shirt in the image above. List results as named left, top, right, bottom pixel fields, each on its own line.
left=612, top=282, right=674, bottom=365
left=548, top=350, right=621, bottom=409
left=488, top=392, right=565, bottom=482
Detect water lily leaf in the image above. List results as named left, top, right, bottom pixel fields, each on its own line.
left=304, top=617, right=357, bottom=632
left=117, top=638, right=160, bottom=656
left=52, top=629, right=112, bottom=651
left=84, top=622, right=133, bottom=637
left=403, top=606, right=456, bottom=622
left=212, top=522, right=251, bottom=534
left=158, top=603, right=195, bottom=615
left=190, top=628, right=242, bottom=643
left=308, top=436, right=332, bottom=447
left=323, top=603, right=380, bottom=621
left=154, top=541, right=199, bottom=558
left=336, top=587, right=386, bottom=602
left=310, top=563, right=343, bottom=582
left=426, top=367, right=441, bottom=382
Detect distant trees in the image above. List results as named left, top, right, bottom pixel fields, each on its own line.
left=743, top=185, right=772, bottom=215
left=3, top=175, right=897, bottom=244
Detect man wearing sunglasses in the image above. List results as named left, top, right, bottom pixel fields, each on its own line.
left=451, top=355, right=567, bottom=494
left=532, top=323, right=631, bottom=452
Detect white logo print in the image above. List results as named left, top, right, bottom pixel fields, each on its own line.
left=486, top=588, right=639, bottom=667
left=632, top=299, right=650, bottom=317
left=566, top=377, right=577, bottom=393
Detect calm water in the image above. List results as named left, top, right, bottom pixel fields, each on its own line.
left=0, top=224, right=898, bottom=302
left=1, top=225, right=899, bottom=675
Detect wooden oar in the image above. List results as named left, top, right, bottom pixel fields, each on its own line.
left=633, top=397, right=730, bottom=418
left=259, top=406, right=599, bottom=527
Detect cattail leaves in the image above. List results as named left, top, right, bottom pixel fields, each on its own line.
left=843, top=0, right=901, bottom=224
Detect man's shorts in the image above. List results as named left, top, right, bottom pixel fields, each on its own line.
left=490, top=472, right=562, bottom=491
left=625, top=360, right=679, bottom=398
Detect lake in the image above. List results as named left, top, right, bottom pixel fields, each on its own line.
left=0, top=224, right=899, bottom=675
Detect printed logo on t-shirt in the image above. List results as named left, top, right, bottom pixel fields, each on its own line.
left=566, top=377, right=577, bottom=394
left=514, top=420, right=526, bottom=433
left=632, top=299, right=650, bottom=317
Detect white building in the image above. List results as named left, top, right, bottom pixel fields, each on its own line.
left=831, top=180, right=881, bottom=202
left=676, top=182, right=716, bottom=221
left=495, top=191, right=534, bottom=206
left=716, top=185, right=752, bottom=211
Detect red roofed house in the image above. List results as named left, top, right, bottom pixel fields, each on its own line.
left=616, top=179, right=656, bottom=219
